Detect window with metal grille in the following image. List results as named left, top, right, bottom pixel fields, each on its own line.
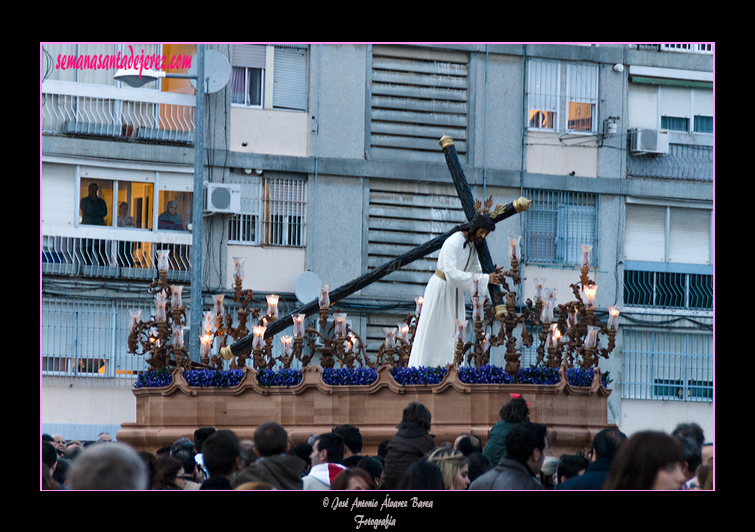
left=523, top=190, right=599, bottom=266
left=227, top=173, right=306, bottom=247
left=527, top=59, right=599, bottom=133
left=621, top=328, right=712, bottom=402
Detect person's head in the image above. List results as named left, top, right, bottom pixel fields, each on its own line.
left=332, top=424, right=363, bottom=457
left=42, top=442, right=58, bottom=470
left=194, top=427, right=216, bottom=454
left=540, top=456, right=560, bottom=489
left=51, top=434, right=66, bottom=453
left=310, top=432, right=344, bottom=466
left=401, top=401, right=432, bottom=431
left=604, top=431, right=687, bottom=490
left=701, top=442, right=713, bottom=467
left=427, top=447, right=469, bottom=490
left=154, top=454, right=185, bottom=489
left=288, top=443, right=313, bottom=474
left=590, top=428, right=628, bottom=462
left=166, top=200, right=178, bottom=214
left=254, top=422, right=289, bottom=457
left=172, top=449, right=199, bottom=482
left=671, top=423, right=704, bottom=449
left=119, top=202, right=128, bottom=216
left=499, top=396, right=530, bottom=423
left=171, top=437, right=195, bottom=456
left=67, top=442, right=149, bottom=490
left=454, top=434, right=482, bottom=456
left=202, top=430, right=242, bottom=479
left=397, top=458, right=446, bottom=490
left=504, top=421, right=549, bottom=475
left=96, top=432, right=113, bottom=444
left=465, top=452, right=493, bottom=484
left=330, top=467, right=377, bottom=490
left=461, top=214, right=496, bottom=248
left=674, top=436, right=702, bottom=481
left=356, top=456, right=383, bottom=488
left=556, top=454, right=590, bottom=485
left=88, top=182, right=99, bottom=198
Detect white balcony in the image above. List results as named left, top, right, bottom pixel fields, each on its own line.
left=42, top=80, right=195, bottom=143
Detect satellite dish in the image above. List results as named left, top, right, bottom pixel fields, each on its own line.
left=295, top=271, right=323, bottom=305
left=189, top=50, right=231, bottom=94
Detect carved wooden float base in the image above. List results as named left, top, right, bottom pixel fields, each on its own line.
left=117, top=364, right=614, bottom=457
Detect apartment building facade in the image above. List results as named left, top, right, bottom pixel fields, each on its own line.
left=41, top=43, right=713, bottom=443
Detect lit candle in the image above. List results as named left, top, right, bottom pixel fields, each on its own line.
left=533, top=278, right=545, bottom=302
left=155, top=291, right=167, bottom=322
left=129, top=309, right=142, bottom=332
left=414, top=296, right=424, bottom=317
left=157, top=249, right=171, bottom=272
left=585, top=325, right=599, bottom=348
left=213, top=294, right=225, bottom=317
left=607, top=306, right=620, bottom=330
left=568, top=308, right=579, bottom=330
left=199, top=332, right=212, bottom=358
left=334, top=313, right=347, bottom=337
left=540, top=298, right=554, bottom=324
left=266, top=294, right=279, bottom=319
left=456, top=319, right=468, bottom=343
left=472, top=274, right=484, bottom=297
left=580, top=244, right=593, bottom=269
left=318, top=285, right=330, bottom=309
left=292, top=313, right=306, bottom=337
left=584, top=284, right=598, bottom=308
left=384, top=328, right=395, bottom=349
left=203, top=311, right=215, bottom=334
left=547, top=324, right=560, bottom=348
left=233, top=257, right=245, bottom=281
left=472, top=296, right=485, bottom=322
left=508, top=236, right=522, bottom=262
left=280, top=335, right=293, bottom=357
left=172, top=324, right=184, bottom=348
left=171, top=285, right=183, bottom=307
left=252, top=325, right=266, bottom=349
left=397, top=322, right=409, bottom=343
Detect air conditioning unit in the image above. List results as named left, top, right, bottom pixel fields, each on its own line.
left=203, top=183, right=241, bottom=214
left=630, top=128, right=669, bottom=155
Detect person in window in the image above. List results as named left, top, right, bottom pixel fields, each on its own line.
left=80, top=182, right=107, bottom=225
left=117, top=202, right=135, bottom=228
left=158, top=201, right=184, bottom=230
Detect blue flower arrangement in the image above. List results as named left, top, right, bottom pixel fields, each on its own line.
left=391, top=366, right=448, bottom=385
left=256, top=368, right=303, bottom=387
left=458, top=365, right=513, bottom=384
left=515, top=366, right=561, bottom=385
left=134, top=369, right=173, bottom=389
left=323, top=367, right=378, bottom=386
left=184, top=369, right=245, bottom=388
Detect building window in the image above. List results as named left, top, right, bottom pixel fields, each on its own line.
left=228, top=173, right=306, bottom=247
left=523, top=189, right=599, bottom=266
left=231, top=44, right=308, bottom=111
left=527, top=59, right=599, bottom=133
left=660, top=86, right=713, bottom=134
left=621, top=329, right=712, bottom=403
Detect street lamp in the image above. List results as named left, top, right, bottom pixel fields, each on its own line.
left=115, top=44, right=225, bottom=364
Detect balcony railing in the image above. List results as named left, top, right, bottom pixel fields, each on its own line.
left=42, top=226, right=191, bottom=282
left=42, top=80, right=195, bottom=143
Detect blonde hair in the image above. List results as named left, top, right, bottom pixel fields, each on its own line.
left=427, top=447, right=466, bottom=490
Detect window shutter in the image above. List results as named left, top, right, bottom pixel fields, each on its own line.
left=669, top=208, right=710, bottom=264
left=232, top=44, right=266, bottom=69
left=693, top=88, right=713, bottom=117
left=625, top=204, right=666, bottom=262
left=42, top=163, right=76, bottom=226
left=273, top=46, right=308, bottom=111
left=660, top=86, right=690, bottom=118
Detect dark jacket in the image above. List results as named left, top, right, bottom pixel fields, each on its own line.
left=380, top=421, right=435, bottom=489
left=482, top=419, right=520, bottom=466
left=231, top=454, right=306, bottom=490
left=468, top=458, right=544, bottom=490
left=200, top=476, right=233, bottom=490
left=555, top=458, right=613, bottom=490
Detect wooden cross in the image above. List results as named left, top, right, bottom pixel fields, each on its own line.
left=223, top=136, right=529, bottom=358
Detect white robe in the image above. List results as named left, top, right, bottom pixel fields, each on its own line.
left=408, top=231, right=489, bottom=368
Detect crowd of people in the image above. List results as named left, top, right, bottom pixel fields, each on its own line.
left=41, top=397, right=713, bottom=491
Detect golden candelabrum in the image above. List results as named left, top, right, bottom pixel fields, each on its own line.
left=128, top=250, right=190, bottom=371
left=376, top=240, right=620, bottom=378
